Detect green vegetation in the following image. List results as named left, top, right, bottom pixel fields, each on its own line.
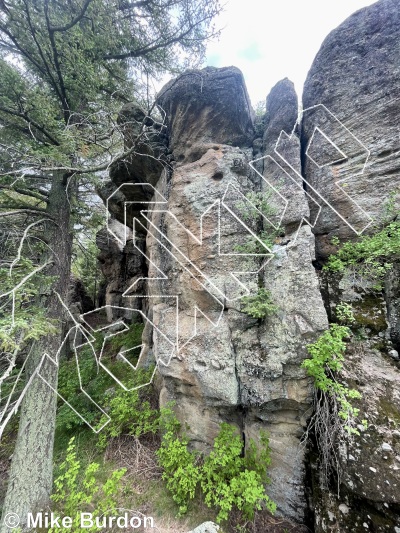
left=200, top=424, right=276, bottom=522
left=56, top=324, right=153, bottom=441
left=106, top=323, right=144, bottom=354
left=0, top=0, right=222, bottom=519
left=71, top=210, right=105, bottom=306
left=241, top=287, right=277, bottom=319
left=236, top=191, right=278, bottom=226
left=301, top=310, right=367, bottom=488
left=0, top=258, right=57, bottom=353
left=34, top=312, right=278, bottom=530
left=50, top=438, right=126, bottom=533
left=253, top=100, right=266, bottom=138
left=234, top=189, right=280, bottom=320
left=302, top=323, right=362, bottom=434
left=0, top=258, right=58, bottom=432
left=157, top=413, right=276, bottom=523
left=156, top=407, right=201, bottom=516
left=52, top=400, right=276, bottom=529
left=335, top=302, right=356, bottom=326
left=326, top=220, right=400, bottom=289
left=234, top=190, right=281, bottom=254
left=96, top=367, right=159, bottom=450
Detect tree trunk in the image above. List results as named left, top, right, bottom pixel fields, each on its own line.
left=1, top=172, right=73, bottom=533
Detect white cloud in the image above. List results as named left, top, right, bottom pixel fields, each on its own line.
left=206, top=0, right=376, bottom=105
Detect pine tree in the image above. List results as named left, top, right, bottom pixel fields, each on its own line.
left=0, top=0, right=220, bottom=528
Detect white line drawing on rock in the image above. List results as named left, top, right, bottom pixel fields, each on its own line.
left=255, top=103, right=374, bottom=241
left=0, top=103, right=376, bottom=435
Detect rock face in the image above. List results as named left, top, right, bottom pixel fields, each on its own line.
left=386, top=264, right=400, bottom=352
left=144, top=69, right=328, bottom=523
left=110, top=102, right=168, bottom=189
left=96, top=218, right=146, bottom=322
left=243, top=79, right=328, bottom=517
left=262, top=78, right=309, bottom=231
left=157, top=67, right=255, bottom=163
left=99, top=1, right=400, bottom=529
left=302, top=0, right=400, bottom=260
left=301, top=0, right=400, bottom=531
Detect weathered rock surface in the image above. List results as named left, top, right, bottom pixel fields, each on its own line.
left=96, top=218, right=146, bottom=321
left=157, top=66, right=255, bottom=163
left=302, top=0, right=400, bottom=260
left=238, top=79, right=328, bottom=519
left=301, top=1, right=400, bottom=530
left=187, top=522, right=219, bottom=533
left=262, top=78, right=310, bottom=231
left=110, top=102, right=168, bottom=188
left=309, top=323, right=400, bottom=532
left=68, top=276, right=94, bottom=315
left=144, top=68, right=328, bottom=523
left=386, top=264, right=400, bottom=352
left=99, top=2, right=400, bottom=529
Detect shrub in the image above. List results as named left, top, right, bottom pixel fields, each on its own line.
left=201, top=423, right=276, bottom=522
left=157, top=413, right=276, bottom=523
left=56, top=323, right=150, bottom=436
left=302, top=323, right=361, bottom=431
left=301, top=323, right=367, bottom=488
left=236, top=191, right=277, bottom=223
left=325, top=220, right=400, bottom=289
left=156, top=407, right=201, bottom=515
left=56, top=347, right=112, bottom=432
left=50, top=438, right=126, bottom=532
left=106, top=323, right=144, bottom=354
left=241, top=287, right=277, bottom=319
left=96, top=366, right=159, bottom=450
left=0, top=258, right=57, bottom=353
left=335, top=302, right=355, bottom=325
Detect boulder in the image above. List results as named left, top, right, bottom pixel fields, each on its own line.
left=302, top=0, right=400, bottom=260
left=187, top=522, right=219, bottom=533
left=157, top=66, right=255, bottom=163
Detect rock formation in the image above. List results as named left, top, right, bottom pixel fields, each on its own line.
left=301, top=1, right=400, bottom=530
left=302, top=0, right=400, bottom=260
left=99, top=1, right=400, bottom=530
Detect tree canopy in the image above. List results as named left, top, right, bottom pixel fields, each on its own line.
left=0, top=0, right=220, bottom=179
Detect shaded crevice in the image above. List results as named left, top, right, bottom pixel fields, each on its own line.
left=299, top=118, right=309, bottom=194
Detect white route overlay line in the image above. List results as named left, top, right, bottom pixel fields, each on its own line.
left=80, top=304, right=176, bottom=368
left=0, top=103, right=376, bottom=435
left=268, top=103, right=373, bottom=240
left=306, top=126, right=347, bottom=169
left=36, top=179, right=277, bottom=430
left=249, top=154, right=324, bottom=244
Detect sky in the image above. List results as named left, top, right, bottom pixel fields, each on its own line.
left=205, top=0, right=377, bottom=106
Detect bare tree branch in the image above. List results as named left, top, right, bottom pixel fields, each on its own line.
left=0, top=185, right=48, bottom=203
left=48, top=0, right=93, bottom=32
left=0, top=104, right=60, bottom=145
left=103, top=23, right=198, bottom=60
left=0, top=208, right=50, bottom=217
